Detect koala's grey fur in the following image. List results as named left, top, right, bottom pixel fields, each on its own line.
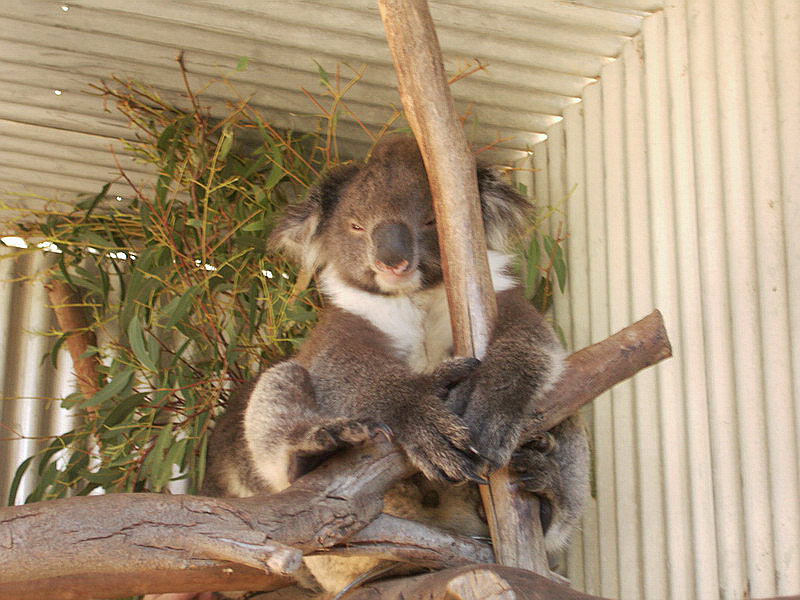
left=203, top=136, right=590, bottom=594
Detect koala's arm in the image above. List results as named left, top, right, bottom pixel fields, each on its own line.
left=296, top=308, right=483, bottom=483
left=450, top=286, right=590, bottom=551
left=450, top=286, right=566, bottom=467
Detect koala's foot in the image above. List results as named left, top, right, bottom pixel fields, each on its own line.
left=510, top=417, right=590, bottom=552
left=287, top=418, right=389, bottom=483
left=510, top=433, right=564, bottom=532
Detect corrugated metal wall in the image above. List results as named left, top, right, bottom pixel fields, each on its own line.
left=0, top=247, right=78, bottom=504
left=2, top=1, right=800, bottom=598
left=529, top=1, right=800, bottom=598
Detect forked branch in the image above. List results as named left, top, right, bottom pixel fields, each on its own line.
left=0, top=311, right=671, bottom=599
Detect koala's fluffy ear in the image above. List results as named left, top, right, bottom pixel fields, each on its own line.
left=268, top=164, right=359, bottom=271
left=476, top=165, right=533, bottom=251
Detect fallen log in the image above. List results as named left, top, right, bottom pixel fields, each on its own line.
left=0, top=310, right=670, bottom=598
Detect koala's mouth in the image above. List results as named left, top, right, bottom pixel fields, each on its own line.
left=373, top=261, right=422, bottom=293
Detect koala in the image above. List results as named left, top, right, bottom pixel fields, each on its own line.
left=202, top=136, right=590, bottom=594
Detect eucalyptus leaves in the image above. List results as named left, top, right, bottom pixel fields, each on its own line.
left=3, top=64, right=566, bottom=504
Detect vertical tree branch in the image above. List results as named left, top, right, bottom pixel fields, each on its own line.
left=378, top=0, right=548, bottom=573
left=45, top=279, right=101, bottom=398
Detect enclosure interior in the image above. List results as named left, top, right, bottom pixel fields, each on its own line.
left=1, top=2, right=799, bottom=599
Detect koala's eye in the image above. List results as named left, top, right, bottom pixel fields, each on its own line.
left=351, top=222, right=365, bottom=232
left=424, top=217, right=436, bottom=227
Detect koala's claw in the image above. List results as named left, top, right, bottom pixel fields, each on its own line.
left=465, top=471, right=490, bottom=485
left=372, top=423, right=394, bottom=442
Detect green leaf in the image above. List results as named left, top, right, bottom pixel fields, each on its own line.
left=102, top=393, right=146, bottom=428
left=314, top=60, right=330, bottom=85
left=79, top=346, right=99, bottom=359
left=169, top=339, right=192, bottom=367
left=61, top=391, right=85, bottom=410
left=38, top=432, right=76, bottom=476
left=553, top=243, right=567, bottom=293
left=163, top=285, right=202, bottom=329
left=7, top=455, right=36, bottom=505
left=525, top=235, right=541, bottom=298
left=217, top=127, right=234, bottom=161
left=192, top=432, right=209, bottom=494
left=75, top=182, right=111, bottom=218
left=79, top=368, right=135, bottom=409
left=247, top=279, right=260, bottom=334
left=144, top=423, right=174, bottom=490
left=542, top=234, right=555, bottom=258
left=157, top=438, right=188, bottom=489
left=157, top=123, right=178, bottom=153
left=236, top=56, right=250, bottom=72
left=264, top=148, right=285, bottom=190
left=285, top=304, right=315, bottom=322
left=128, top=315, right=159, bottom=371
left=242, top=220, right=267, bottom=232
left=50, top=332, right=70, bottom=369
left=27, top=460, right=60, bottom=503
left=81, top=230, right=114, bottom=250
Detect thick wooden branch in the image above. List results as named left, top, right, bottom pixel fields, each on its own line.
left=378, top=0, right=548, bottom=573
left=344, top=564, right=611, bottom=600
left=0, top=441, right=412, bottom=599
left=525, top=309, right=672, bottom=438
left=327, top=513, right=493, bottom=568
left=1, top=312, right=671, bottom=598
left=342, top=565, right=800, bottom=600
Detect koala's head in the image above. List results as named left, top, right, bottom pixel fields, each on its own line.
left=270, top=136, right=530, bottom=296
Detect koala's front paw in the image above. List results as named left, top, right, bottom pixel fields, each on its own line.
left=395, top=403, right=486, bottom=485
left=287, top=418, right=389, bottom=482
left=449, top=380, right=524, bottom=472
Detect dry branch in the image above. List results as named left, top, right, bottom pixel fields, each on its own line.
left=0, top=442, right=412, bottom=599
left=346, top=565, right=800, bottom=600
left=524, top=309, right=671, bottom=439
left=344, top=564, right=611, bottom=600
left=378, top=0, right=549, bottom=573
left=0, top=311, right=671, bottom=599
left=45, top=278, right=101, bottom=398
left=327, top=513, right=494, bottom=568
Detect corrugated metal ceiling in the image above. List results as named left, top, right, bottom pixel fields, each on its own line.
left=0, top=0, right=661, bottom=203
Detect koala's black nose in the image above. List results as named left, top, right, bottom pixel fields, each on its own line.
left=372, top=222, right=413, bottom=270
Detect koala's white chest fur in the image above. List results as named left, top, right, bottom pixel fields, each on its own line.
left=320, top=251, right=516, bottom=372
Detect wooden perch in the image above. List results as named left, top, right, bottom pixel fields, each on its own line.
left=343, top=564, right=611, bottom=600
left=0, top=311, right=671, bottom=599
left=341, top=564, right=800, bottom=600
left=378, top=0, right=547, bottom=572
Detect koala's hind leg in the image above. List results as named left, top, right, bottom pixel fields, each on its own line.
left=244, top=361, right=383, bottom=492
left=510, top=415, right=590, bottom=554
